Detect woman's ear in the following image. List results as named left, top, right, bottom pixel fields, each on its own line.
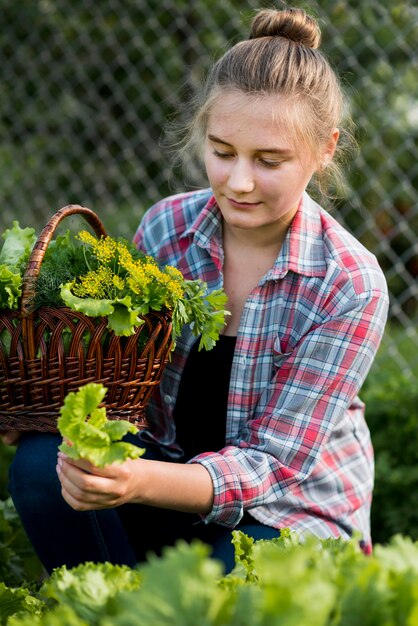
left=321, top=128, right=339, bottom=168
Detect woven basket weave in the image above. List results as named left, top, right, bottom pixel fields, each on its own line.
left=0, top=205, right=173, bottom=432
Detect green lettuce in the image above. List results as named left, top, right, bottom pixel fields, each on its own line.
left=57, top=383, right=145, bottom=467
left=0, top=221, right=36, bottom=269
left=40, top=561, right=141, bottom=624
left=60, top=284, right=143, bottom=337
left=0, top=583, right=44, bottom=625
left=7, top=605, right=87, bottom=626
left=0, top=265, right=22, bottom=309
left=0, top=221, right=36, bottom=310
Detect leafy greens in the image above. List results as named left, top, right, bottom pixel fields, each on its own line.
left=0, top=221, right=36, bottom=309
left=57, top=383, right=145, bottom=467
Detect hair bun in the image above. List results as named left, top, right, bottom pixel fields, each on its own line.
left=249, top=8, right=321, bottom=49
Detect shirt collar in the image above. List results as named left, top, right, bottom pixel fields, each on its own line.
left=180, top=190, right=328, bottom=278
left=180, top=193, right=224, bottom=269
left=269, top=192, right=328, bottom=280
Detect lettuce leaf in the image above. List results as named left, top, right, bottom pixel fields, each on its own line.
left=0, top=265, right=22, bottom=309
left=60, top=285, right=144, bottom=336
left=0, top=583, right=44, bottom=625
left=0, top=221, right=36, bottom=270
left=0, top=221, right=36, bottom=310
left=40, top=561, right=141, bottom=623
left=57, top=383, right=145, bottom=467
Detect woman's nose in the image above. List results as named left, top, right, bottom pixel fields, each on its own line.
left=227, top=159, right=255, bottom=193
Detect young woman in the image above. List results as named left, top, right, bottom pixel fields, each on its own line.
left=5, top=7, right=388, bottom=574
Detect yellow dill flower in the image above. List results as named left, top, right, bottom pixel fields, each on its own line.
left=94, top=237, right=117, bottom=264
left=76, top=231, right=118, bottom=265
left=112, top=274, right=125, bottom=291
left=165, top=265, right=184, bottom=281
left=77, top=230, right=98, bottom=247
left=72, top=266, right=115, bottom=299
left=164, top=266, right=185, bottom=299
left=116, top=242, right=136, bottom=270
left=126, top=262, right=151, bottom=295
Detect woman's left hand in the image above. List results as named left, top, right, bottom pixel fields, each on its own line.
left=56, top=449, right=214, bottom=515
left=56, top=452, right=138, bottom=511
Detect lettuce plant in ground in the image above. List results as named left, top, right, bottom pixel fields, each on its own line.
left=39, top=561, right=142, bottom=623
left=3, top=531, right=418, bottom=626
left=57, top=383, right=145, bottom=467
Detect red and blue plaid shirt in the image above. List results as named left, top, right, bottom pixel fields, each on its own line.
left=134, top=188, right=389, bottom=549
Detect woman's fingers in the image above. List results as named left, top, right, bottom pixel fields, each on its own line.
left=0, top=430, right=22, bottom=446
left=56, top=454, right=130, bottom=510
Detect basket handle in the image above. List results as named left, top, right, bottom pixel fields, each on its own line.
left=21, top=204, right=108, bottom=359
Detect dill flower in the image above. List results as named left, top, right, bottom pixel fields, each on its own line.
left=72, top=266, right=115, bottom=299
left=60, top=230, right=229, bottom=348
left=77, top=230, right=98, bottom=247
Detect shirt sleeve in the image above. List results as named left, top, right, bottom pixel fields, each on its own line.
left=191, top=286, right=389, bottom=527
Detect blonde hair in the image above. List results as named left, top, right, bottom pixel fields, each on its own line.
left=175, top=7, right=356, bottom=199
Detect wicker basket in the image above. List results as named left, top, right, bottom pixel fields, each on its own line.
left=0, top=205, right=173, bottom=432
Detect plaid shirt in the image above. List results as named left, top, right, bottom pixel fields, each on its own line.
left=134, top=188, right=389, bottom=549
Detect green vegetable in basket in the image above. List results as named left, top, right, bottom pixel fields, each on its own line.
left=60, top=230, right=229, bottom=349
left=0, top=219, right=229, bottom=351
left=0, top=221, right=36, bottom=310
left=57, top=383, right=145, bottom=467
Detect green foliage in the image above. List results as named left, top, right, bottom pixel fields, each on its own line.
left=365, top=375, right=418, bottom=543
left=7, top=605, right=87, bottom=626
left=59, top=230, right=229, bottom=345
left=33, top=230, right=94, bottom=309
left=0, top=445, right=44, bottom=587
left=0, top=222, right=36, bottom=309
left=0, top=498, right=43, bottom=588
left=103, top=541, right=228, bottom=626
left=57, top=383, right=145, bottom=467
left=40, top=561, right=142, bottom=624
left=0, top=221, right=229, bottom=348
left=5, top=531, right=418, bottom=626
left=0, top=222, right=36, bottom=270
left=362, top=324, right=418, bottom=543
left=0, top=443, right=14, bottom=500
left=0, top=583, right=44, bottom=626
left=172, top=281, right=229, bottom=351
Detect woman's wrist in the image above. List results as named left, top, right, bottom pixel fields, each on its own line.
left=130, top=458, right=214, bottom=514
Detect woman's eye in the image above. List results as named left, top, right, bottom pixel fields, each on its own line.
left=213, top=150, right=234, bottom=159
left=260, top=159, right=282, bottom=168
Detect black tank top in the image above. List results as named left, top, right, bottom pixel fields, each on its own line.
left=172, top=335, right=237, bottom=460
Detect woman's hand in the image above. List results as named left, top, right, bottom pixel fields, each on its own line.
left=0, top=430, right=21, bottom=446
left=56, top=452, right=138, bottom=511
left=56, top=451, right=214, bottom=515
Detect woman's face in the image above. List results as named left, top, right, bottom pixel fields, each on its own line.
left=204, top=91, right=336, bottom=237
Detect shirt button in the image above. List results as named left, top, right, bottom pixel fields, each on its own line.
left=163, top=393, right=173, bottom=404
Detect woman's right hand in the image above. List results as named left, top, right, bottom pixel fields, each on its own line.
left=0, top=430, right=21, bottom=446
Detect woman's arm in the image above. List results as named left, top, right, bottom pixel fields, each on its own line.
left=56, top=452, right=214, bottom=514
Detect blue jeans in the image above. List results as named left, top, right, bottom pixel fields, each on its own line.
left=8, top=432, right=279, bottom=574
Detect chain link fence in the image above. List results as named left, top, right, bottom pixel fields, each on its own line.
left=1, top=0, right=417, bottom=377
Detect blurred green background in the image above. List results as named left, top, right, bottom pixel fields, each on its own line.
left=0, top=0, right=417, bottom=555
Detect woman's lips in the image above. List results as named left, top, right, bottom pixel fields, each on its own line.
left=227, top=197, right=261, bottom=209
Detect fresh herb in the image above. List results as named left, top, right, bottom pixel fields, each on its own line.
left=59, top=230, right=229, bottom=347
left=33, top=230, right=94, bottom=309
left=57, top=383, right=145, bottom=467
left=0, top=222, right=229, bottom=350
